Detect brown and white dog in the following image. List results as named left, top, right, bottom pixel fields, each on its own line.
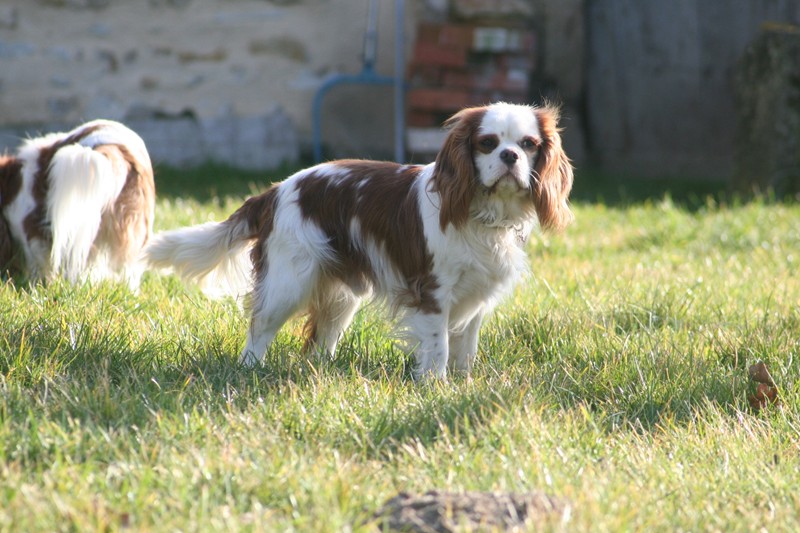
left=145, top=102, right=573, bottom=379
left=0, top=119, right=155, bottom=288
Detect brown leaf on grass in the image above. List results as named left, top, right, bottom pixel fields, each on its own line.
left=748, top=384, right=779, bottom=412
left=748, top=361, right=776, bottom=386
left=758, top=383, right=778, bottom=402
left=747, top=362, right=779, bottom=412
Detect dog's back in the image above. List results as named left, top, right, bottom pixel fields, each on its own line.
left=0, top=120, right=155, bottom=287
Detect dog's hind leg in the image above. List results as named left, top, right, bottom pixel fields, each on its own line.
left=303, top=279, right=362, bottom=359
left=239, top=246, right=320, bottom=367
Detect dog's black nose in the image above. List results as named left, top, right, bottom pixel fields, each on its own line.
left=500, top=149, right=519, bottom=166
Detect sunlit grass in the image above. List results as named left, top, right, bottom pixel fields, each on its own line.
left=1, top=166, right=799, bottom=531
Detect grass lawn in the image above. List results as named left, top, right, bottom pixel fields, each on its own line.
left=2, top=162, right=800, bottom=531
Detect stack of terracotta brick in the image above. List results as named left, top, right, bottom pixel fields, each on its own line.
left=406, top=21, right=537, bottom=157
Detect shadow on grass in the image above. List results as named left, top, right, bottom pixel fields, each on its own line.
left=2, top=292, right=521, bottom=462
left=570, top=167, right=729, bottom=210
left=154, top=161, right=742, bottom=209
left=491, top=311, right=755, bottom=434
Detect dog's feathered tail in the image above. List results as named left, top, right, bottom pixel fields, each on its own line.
left=47, top=144, right=125, bottom=283
left=144, top=187, right=279, bottom=299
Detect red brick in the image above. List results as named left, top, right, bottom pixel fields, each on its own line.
left=439, top=24, right=475, bottom=49
left=408, top=88, right=472, bottom=112
left=415, top=23, right=475, bottom=50
left=441, top=69, right=475, bottom=89
left=412, top=42, right=468, bottom=68
left=415, top=23, right=442, bottom=44
left=407, top=64, right=442, bottom=87
left=467, top=92, right=493, bottom=107
left=406, top=110, right=443, bottom=128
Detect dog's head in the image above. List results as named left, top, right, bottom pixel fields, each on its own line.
left=431, top=102, right=574, bottom=232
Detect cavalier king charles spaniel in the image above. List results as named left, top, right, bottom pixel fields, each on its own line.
left=145, top=102, right=573, bottom=379
left=0, top=119, right=155, bottom=288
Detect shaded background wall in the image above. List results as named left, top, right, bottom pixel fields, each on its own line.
left=586, top=0, right=800, bottom=180
left=0, top=0, right=798, bottom=181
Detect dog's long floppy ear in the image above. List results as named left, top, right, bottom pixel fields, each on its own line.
left=430, top=107, right=485, bottom=231
left=532, top=105, right=574, bottom=232
left=0, top=156, right=21, bottom=274
left=0, top=216, right=13, bottom=275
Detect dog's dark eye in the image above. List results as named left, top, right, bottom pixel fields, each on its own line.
left=520, top=138, right=537, bottom=150
left=479, top=137, right=498, bottom=151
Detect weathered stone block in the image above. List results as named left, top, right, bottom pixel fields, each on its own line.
left=0, top=105, right=299, bottom=172
left=734, top=25, right=800, bottom=195
left=148, top=0, right=192, bottom=8
left=125, top=106, right=299, bottom=170
left=248, top=37, right=308, bottom=63
left=0, top=7, right=18, bottom=29
left=0, top=41, right=35, bottom=59
left=40, top=0, right=110, bottom=10
left=47, top=96, right=80, bottom=118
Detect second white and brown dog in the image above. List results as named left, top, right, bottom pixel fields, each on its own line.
left=0, top=119, right=155, bottom=288
left=145, top=102, right=573, bottom=379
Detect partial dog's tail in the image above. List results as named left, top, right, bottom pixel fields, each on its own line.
left=47, top=144, right=126, bottom=283
left=144, top=187, right=279, bottom=299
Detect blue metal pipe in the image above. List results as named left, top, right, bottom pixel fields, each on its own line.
left=312, top=0, right=406, bottom=164
left=312, top=71, right=396, bottom=163
left=393, top=0, right=405, bottom=163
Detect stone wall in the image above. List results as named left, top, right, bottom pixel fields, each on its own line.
left=0, top=0, right=412, bottom=167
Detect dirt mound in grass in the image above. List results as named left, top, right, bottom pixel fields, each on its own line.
left=372, top=490, right=568, bottom=532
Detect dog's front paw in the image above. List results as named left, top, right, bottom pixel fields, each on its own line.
left=239, top=350, right=261, bottom=368
left=413, top=365, right=448, bottom=384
